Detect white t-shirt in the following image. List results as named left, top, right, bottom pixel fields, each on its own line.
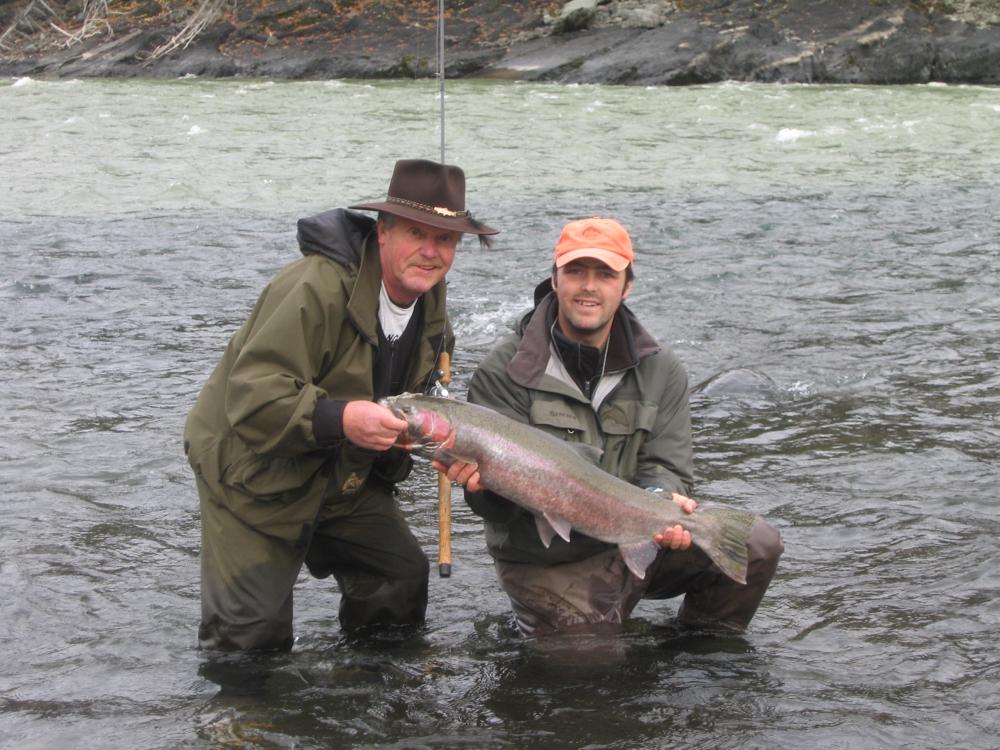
left=378, top=282, right=416, bottom=342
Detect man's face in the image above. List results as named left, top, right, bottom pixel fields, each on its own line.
left=378, top=217, right=461, bottom=305
left=552, top=258, right=632, bottom=347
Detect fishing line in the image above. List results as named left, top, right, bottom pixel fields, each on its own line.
left=437, top=0, right=446, bottom=163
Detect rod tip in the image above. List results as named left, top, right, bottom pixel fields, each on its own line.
left=438, top=563, right=452, bottom=578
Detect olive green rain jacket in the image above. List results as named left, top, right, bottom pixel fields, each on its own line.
left=184, top=209, right=452, bottom=547
left=465, top=281, right=694, bottom=566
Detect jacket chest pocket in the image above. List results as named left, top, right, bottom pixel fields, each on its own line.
left=598, top=400, right=658, bottom=479
left=529, top=399, right=595, bottom=444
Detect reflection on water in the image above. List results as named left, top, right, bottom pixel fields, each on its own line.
left=0, top=77, right=998, bottom=749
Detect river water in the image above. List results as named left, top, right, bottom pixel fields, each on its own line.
left=1, top=76, right=998, bottom=749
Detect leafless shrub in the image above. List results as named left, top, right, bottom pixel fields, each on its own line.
left=144, top=0, right=228, bottom=63
left=0, top=0, right=116, bottom=52
left=48, top=0, right=114, bottom=47
left=0, top=0, right=51, bottom=51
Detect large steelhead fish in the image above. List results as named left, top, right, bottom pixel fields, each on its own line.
left=381, top=393, right=757, bottom=584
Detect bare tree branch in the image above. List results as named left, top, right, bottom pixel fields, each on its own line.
left=144, top=0, right=228, bottom=63
left=1, top=0, right=115, bottom=53
left=0, top=1, right=43, bottom=51
left=50, top=0, right=113, bottom=47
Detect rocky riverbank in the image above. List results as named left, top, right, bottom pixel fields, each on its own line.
left=2, top=0, right=999, bottom=84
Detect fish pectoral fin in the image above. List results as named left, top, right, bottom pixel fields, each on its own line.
left=534, top=515, right=557, bottom=548
left=543, top=512, right=572, bottom=543
left=534, top=513, right=572, bottom=548
left=619, top=541, right=660, bottom=580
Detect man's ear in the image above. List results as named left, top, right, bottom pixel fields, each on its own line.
left=622, top=278, right=634, bottom=300
left=551, top=269, right=558, bottom=290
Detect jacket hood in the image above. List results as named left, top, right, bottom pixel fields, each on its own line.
left=297, top=208, right=375, bottom=266
left=511, top=278, right=553, bottom=335
left=533, top=277, right=554, bottom=307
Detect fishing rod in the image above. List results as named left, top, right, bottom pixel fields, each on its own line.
left=435, top=0, right=451, bottom=577
left=435, top=351, right=453, bottom=578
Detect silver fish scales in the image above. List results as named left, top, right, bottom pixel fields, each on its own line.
left=382, top=393, right=757, bottom=583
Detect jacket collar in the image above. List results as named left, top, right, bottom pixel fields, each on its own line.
left=345, top=232, right=384, bottom=344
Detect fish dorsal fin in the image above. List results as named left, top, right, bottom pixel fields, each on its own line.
left=534, top=513, right=572, bottom=548
left=566, top=442, right=603, bottom=465
left=619, top=541, right=660, bottom=580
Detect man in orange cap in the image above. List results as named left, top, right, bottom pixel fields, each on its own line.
left=464, top=217, right=783, bottom=636
left=185, top=159, right=496, bottom=650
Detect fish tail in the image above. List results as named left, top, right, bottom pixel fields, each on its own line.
left=691, top=506, right=758, bottom=585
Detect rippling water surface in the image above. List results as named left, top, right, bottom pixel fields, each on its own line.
left=1, top=76, right=998, bottom=749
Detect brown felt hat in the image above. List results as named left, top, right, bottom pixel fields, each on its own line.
left=350, top=159, right=498, bottom=236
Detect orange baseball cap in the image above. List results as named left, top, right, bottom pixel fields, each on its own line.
left=554, top=217, right=634, bottom=272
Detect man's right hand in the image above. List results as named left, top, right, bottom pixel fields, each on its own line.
left=342, top=400, right=408, bottom=452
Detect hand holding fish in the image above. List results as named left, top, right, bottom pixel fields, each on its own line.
left=433, top=457, right=484, bottom=492
left=655, top=493, right=697, bottom=550
left=418, top=414, right=486, bottom=491
left=343, top=400, right=409, bottom=451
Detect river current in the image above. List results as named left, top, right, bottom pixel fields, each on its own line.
left=1, top=76, right=998, bottom=749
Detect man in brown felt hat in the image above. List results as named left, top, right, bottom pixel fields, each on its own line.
left=184, top=159, right=496, bottom=650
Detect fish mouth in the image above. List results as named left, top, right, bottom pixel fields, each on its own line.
left=381, top=401, right=457, bottom=457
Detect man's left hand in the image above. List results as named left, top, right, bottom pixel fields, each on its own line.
left=654, top=492, right=697, bottom=550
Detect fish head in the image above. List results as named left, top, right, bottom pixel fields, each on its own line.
left=379, top=394, right=455, bottom=458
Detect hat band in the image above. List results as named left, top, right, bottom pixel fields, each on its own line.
left=387, top=196, right=468, bottom=218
